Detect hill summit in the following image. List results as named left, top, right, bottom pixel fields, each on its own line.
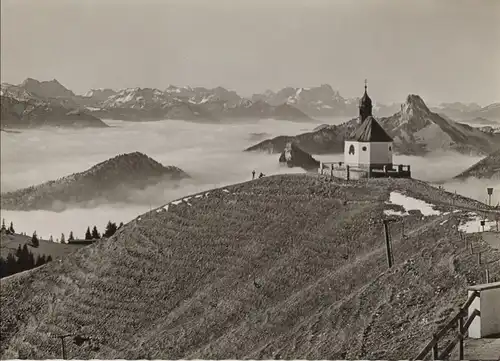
left=0, top=174, right=498, bottom=359
left=0, top=152, right=190, bottom=211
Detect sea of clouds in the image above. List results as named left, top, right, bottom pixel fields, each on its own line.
left=1, top=118, right=498, bottom=239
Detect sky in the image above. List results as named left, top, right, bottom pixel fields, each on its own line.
left=1, top=0, right=499, bottom=104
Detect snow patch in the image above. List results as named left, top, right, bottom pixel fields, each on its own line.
left=171, top=200, right=183, bottom=205
left=385, top=192, right=441, bottom=216
left=195, top=194, right=203, bottom=199
left=458, top=213, right=498, bottom=234
left=383, top=210, right=407, bottom=217
left=223, top=189, right=230, bottom=193
left=183, top=197, right=191, bottom=202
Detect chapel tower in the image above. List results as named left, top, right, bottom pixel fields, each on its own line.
left=359, top=79, right=373, bottom=123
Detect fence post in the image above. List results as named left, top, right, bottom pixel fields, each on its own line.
left=486, top=268, right=490, bottom=283
left=458, top=315, right=464, bottom=360
left=477, top=252, right=481, bottom=265
left=383, top=220, right=392, bottom=268
left=432, top=333, right=439, bottom=360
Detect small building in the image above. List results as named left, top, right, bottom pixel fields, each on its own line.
left=344, top=83, right=393, bottom=170
left=344, top=116, right=394, bottom=170
left=319, top=81, right=411, bottom=179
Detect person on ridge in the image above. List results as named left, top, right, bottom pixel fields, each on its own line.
left=259, top=172, right=264, bottom=179
left=252, top=170, right=256, bottom=180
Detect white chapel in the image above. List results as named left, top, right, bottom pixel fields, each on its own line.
left=344, top=82, right=394, bottom=170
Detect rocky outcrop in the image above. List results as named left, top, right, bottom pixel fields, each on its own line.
left=0, top=152, right=190, bottom=211
left=279, top=142, right=320, bottom=171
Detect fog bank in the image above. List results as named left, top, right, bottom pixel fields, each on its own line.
left=1, top=119, right=497, bottom=239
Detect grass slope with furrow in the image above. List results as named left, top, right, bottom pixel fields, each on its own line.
left=1, top=174, right=499, bottom=359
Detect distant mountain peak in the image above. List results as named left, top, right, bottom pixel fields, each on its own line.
left=20, top=77, right=75, bottom=98
left=399, top=94, right=433, bottom=122
left=21, top=77, right=39, bottom=86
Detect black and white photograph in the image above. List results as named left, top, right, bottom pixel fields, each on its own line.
left=1, top=0, right=499, bottom=359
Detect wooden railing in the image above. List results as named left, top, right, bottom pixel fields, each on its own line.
left=413, top=290, right=481, bottom=360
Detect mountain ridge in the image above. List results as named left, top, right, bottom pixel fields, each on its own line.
left=0, top=94, right=107, bottom=129
left=246, top=94, right=500, bottom=156
left=3, top=78, right=498, bottom=124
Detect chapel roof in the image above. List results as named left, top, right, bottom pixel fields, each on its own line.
left=347, top=116, right=393, bottom=142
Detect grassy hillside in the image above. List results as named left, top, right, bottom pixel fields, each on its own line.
left=1, top=174, right=499, bottom=359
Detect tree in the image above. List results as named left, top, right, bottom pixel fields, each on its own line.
left=35, top=255, right=45, bottom=267
left=49, top=235, right=54, bottom=242
left=8, top=222, right=15, bottom=234
left=1, top=219, right=6, bottom=232
left=68, top=231, right=75, bottom=242
left=118, top=222, right=124, bottom=229
left=27, top=252, right=35, bottom=268
left=0, top=257, right=6, bottom=278
left=85, top=227, right=92, bottom=240
left=15, top=245, right=23, bottom=259
left=103, top=221, right=118, bottom=238
left=60, top=233, right=66, bottom=244
left=31, top=231, right=39, bottom=247
left=91, top=226, right=100, bottom=240
left=4, top=253, right=18, bottom=277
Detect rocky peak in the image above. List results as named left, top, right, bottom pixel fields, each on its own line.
left=20, top=77, right=75, bottom=98
left=401, top=94, right=431, bottom=117
left=21, top=78, right=39, bottom=87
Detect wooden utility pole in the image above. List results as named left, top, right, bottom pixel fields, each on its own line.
left=56, top=334, right=73, bottom=359
left=458, top=315, right=464, bottom=359
left=382, top=219, right=395, bottom=268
